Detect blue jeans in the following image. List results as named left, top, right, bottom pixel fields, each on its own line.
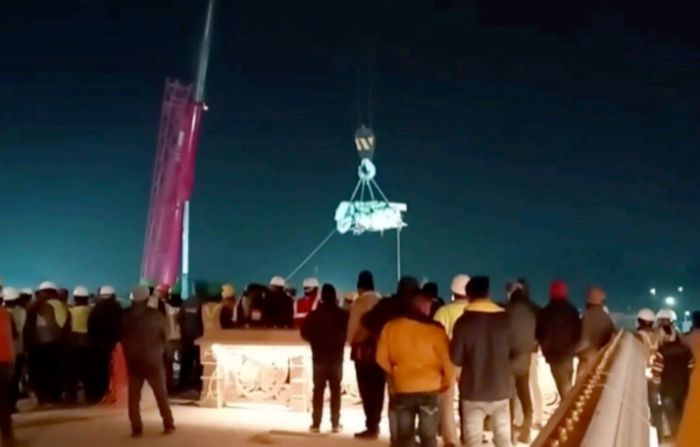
left=391, top=392, right=439, bottom=447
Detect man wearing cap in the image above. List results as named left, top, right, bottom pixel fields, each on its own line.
left=294, top=278, right=320, bottom=328
left=3, top=288, right=25, bottom=412
left=87, top=286, right=123, bottom=403
left=265, top=277, right=294, bottom=329
left=24, top=281, right=62, bottom=404
left=535, top=280, right=581, bottom=399
left=575, top=286, right=615, bottom=380
left=121, top=286, right=174, bottom=437
left=433, top=274, right=470, bottom=447
left=66, top=287, right=92, bottom=403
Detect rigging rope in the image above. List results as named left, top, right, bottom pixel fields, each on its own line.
left=286, top=228, right=337, bottom=281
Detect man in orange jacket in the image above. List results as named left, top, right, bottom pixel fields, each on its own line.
left=376, top=287, right=455, bottom=447
left=0, top=297, right=19, bottom=446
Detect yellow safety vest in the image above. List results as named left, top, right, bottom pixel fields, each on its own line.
left=47, top=299, right=69, bottom=328
left=69, top=306, right=91, bottom=334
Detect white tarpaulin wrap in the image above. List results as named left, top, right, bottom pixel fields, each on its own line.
left=335, top=200, right=407, bottom=235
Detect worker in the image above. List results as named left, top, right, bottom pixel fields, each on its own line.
left=24, top=281, right=62, bottom=405
left=422, top=281, right=445, bottom=317
left=149, top=284, right=169, bottom=316
left=433, top=274, right=470, bottom=447
left=87, top=285, right=123, bottom=403
left=266, top=276, right=294, bottom=329
left=2, top=288, right=25, bottom=412
left=377, top=287, right=454, bottom=447
left=505, top=279, right=540, bottom=444
left=535, top=280, right=581, bottom=399
left=301, top=284, right=349, bottom=433
left=178, top=281, right=206, bottom=391
left=676, top=336, right=700, bottom=446
left=294, top=278, right=320, bottom=327
left=652, top=308, right=693, bottom=441
left=576, top=286, right=615, bottom=379
left=684, top=311, right=700, bottom=355
left=634, top=308, right=663, bottom=442
left=0, top=297, right=19, bottom=446
left=346, top=270, right=380, bottom=440
left=219, top=284, right=238, bottom=329
left=66, top=286, right=91, bottom=403
left=163, top=286, right=181, bottom=393
left=121, top=286, right=174, bottom=437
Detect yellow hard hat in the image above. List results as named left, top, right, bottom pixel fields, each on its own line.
left=221, top=284, right=236, bottom=299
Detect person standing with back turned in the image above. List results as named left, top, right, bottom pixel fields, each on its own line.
left=450, top=276, right=512, bottom=447
left=301, top=284, right=349, bottom=433
left=121, top=286, right=174, bottom=437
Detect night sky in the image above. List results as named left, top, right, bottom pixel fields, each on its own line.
left=2, top=0, right=699, bottom=311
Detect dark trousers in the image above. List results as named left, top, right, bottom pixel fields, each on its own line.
left=0, top=363, right=15, bottom=443
left=127, top=364, right=174, bottom=432
left=28, top=343, right=63, bottom=403
left=312, top=361, right=343, bottom=427
left=549, top=359, right=574, bottom=400
left=65, top=346, right=90, bottom=403
left=661, top=394, right=685, bottom=439
left=164, top=341, right=178, bottom=393
left=391, top=392, right=439, bottom=447
left=355, top=360, right=386, bottom=433
left=510, top=370, right=533, bottom=429
left=86, top=345, right=112, bottom=403
left=9, top=355, right=25, bottom=409
left=179, top=341, right=201, bottom=391
left=649, top=382, right=663, bottom=443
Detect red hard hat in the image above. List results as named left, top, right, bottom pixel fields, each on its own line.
left=550, top=280, right=568, bottom=300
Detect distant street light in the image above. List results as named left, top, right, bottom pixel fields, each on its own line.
left=665, top=296, right=676, bottom=307
left=650, top=288, right=657, bottom=296
left=678, top=286, right=684, bottom=293
left=685, top=310, right=691, bottom=317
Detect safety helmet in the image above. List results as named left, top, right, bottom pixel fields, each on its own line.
left=450, top=274, right=470, bottom=297
left=38, top=281, right=58, bottom=291
left=221, top=284, right=236, bottom=299
left=637, top=308, right=655, bottom=323
left=20, top=288, right=33, bottom=296
left=98, top=285, right=116, bottom=296
left=303, top=278, right=320, bottom=289
left=269, top=276, right=286, bottom=287
left=2, top=287, right=20, bottom=302
left=73, top=286, right=89, bottom=298
left=656, top=308, right=677, bottom=322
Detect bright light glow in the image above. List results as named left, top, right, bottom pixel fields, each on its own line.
left=335, top=200, right=407, bottom=235
left=678, top=286, right=684, bottom=293
left=649, top=288, right=656, bottom=296
left=685, top=310, right=691, bottom=317
left=664, top=296, right=676, bottom=307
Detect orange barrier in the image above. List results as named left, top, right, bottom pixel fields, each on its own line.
left=102, top=343, right=128, bottom=407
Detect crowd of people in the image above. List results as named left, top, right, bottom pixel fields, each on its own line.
left=0, top=273, right=698, bottom=447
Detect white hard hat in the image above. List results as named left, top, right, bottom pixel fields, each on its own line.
left=656, top=308, right=677, bottom=322
left=38, top=281, right=57, bottom=291
left=269, top=276, right=286, bottom=287
left=450, top=274, right=471, bottom=296
left=2, top=287, right=20, bottom=302
left=73, top=286, right=89, bottom=298
left=99, top=285, right=116, bottom=296
left=20, top=288, right=33, bottom=296
left=303, top=278, right=320, bottom=289
left=637, top=308, right=655, bottom=323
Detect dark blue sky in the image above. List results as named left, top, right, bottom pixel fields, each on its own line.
left=2, top=0, right=699, bottom=311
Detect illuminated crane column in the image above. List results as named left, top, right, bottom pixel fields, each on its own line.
left=141, top=0, right=215, bottom=295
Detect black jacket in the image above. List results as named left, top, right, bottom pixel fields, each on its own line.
left=178, top=296, right=204, bottom=342
left=506, top=296, right=540, bottom=374
left=265, top=289, right=294, bottom=329
left=362, top=295, right=409, bottom=338
left=88, top=298, right=123, bottom=349
left=656, top=337, right=693, bottom=399
left=536, top=299, right=581, bottom=364
left=301, top=302, right=349, bottom=364
left=121, top=302, right=168, bottom=373
left=450, top=299, right=511, bottom=401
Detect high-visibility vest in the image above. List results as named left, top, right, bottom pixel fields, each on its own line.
left=48, top=299, right=68, bottom=328
left=69, top=306, right=91, bottom=334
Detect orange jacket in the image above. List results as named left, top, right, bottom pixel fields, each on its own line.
left=0, top=307, right=15, bottom=363
left=376, top=316, right=455, bottom=394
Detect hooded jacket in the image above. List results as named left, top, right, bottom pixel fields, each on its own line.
left=536, top=297, right=581, bottom=364
left=506, top=291, right=540, bottom=375
left=377, top=310, right=454, bottom=394
left=450, top=298, right=510, bottom=401
left=121, top=301, right=168, bottom=372
left=301, top=301, right=349, bottom=364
